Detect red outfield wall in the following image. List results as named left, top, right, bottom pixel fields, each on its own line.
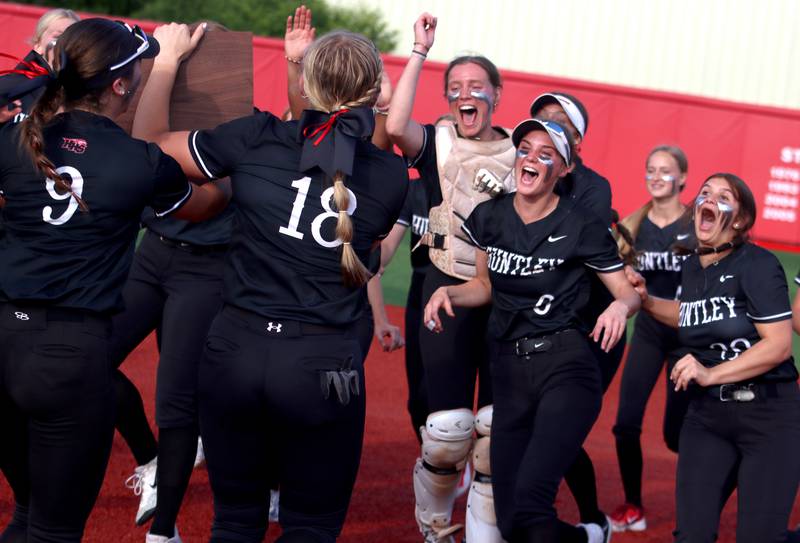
left=3, top=1, right=800, bottom=247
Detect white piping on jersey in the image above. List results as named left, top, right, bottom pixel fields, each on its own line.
left=584, top=262, right=624, bottom=272
left=155, top=185, right=193, bottom=217
left=795, top=276, right=800, bottom=286
left=747, top=311, right=792, bottom=321
left=461, top=224, right=486, bottom=251
left=406, top=128, right=428, bottom=169
left=396, top=218, right=411, bottom=226
left=191, top=131, right=216, bottom=179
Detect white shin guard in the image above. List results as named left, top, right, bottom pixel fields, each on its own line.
left=465, top=405, right=504, bottom=542
left=414, top=409, right=475, bottom=541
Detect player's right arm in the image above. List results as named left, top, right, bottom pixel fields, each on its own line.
left=385, top=13, right=436, bottom=158
left=423, top=249, right=491, bottom=332
left=132, top=22, right=206, bottom=179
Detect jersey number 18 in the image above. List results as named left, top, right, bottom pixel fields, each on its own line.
left=279, top=177, right=358, bottom=248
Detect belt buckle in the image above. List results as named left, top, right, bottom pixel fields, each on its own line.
left=719, top=384, right=755, bottom=402
left=515, top=337, right=552, bottom=357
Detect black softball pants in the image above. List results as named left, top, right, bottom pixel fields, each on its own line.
left=405, top=269, right=429, bottom=440
left=110, top=230, right=225, bottom=429
left=490, top=331, right=602, bottom=542
left=0, top=304, right=115, bottom=543
left=419, top=266, right=492, bottom=412
left=199, top=305, right=366, bottom=542
left=612, top=312, right=690, bottom=506
left=674, top=383, right=800, bottom=543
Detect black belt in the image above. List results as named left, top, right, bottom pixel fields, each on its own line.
left=155, top=233, right=229, bottom=255
left=223, top=305, right=351, bottom=337
left=702, top=381, right=798, bottom=403
left=499, top=329, right=581, bottom=356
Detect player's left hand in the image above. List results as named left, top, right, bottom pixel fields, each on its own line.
left=473, top=168, right=504, bottom=197
left=285, top=5, right=316, bottom=61
left=670, top=353, right=712, bottom=391
left=153, top=22, right=205, bottom=65
left=591, top=300, right=628, bottom=352
left=375, top=321, right=404, bottom=352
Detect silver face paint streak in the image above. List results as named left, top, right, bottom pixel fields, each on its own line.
left=695, top=195, right=734, bottom=228
left=446, top=89, right=493, bottom=108
left=469, top=90, right=493, bottom=108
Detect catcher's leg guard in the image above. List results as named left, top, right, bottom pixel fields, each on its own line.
left=413, top=408, right=474, bottom=542
left=466, top=405, right=503, bottom=543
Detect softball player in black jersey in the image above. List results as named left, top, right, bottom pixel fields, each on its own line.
left=629, top=173, right=800, bottom=542
left=609, top=145, right=693, bottom=532
left=426, top=119, right=640, bottom=543
left=386, top=14, right=517, bottom=541
left=133, top=25, right=408, bottom=542
left=530, top=91, right=621, bottom=534
left=0, top=19, right=226, bottom=543
left=110, top=205, right=236, bottom=541
left=377, top=178, right=433, bottom=440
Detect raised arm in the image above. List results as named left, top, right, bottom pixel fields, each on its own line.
left=385, top=13, right=436, bottom=158
left=132, top=22, right=205, bottom=179
left=284, top=5, right=315, bottom=119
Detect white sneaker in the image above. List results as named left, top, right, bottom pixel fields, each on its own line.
left=268, top=489, right=280, bottom=523
left=145, top=526, right=182, bottom=543
left=125, top=457, right=158, bottom=525
left=193, top=438, right=205, bottom=468
left=577, top=521, right=611, bottom=543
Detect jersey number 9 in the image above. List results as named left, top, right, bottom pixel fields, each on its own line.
left=43, top=166, right=84, bottom=226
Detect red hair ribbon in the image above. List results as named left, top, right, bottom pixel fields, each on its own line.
left=0, top=52, right=49, bottom=79
left=302, top=108, right=350, bottom=146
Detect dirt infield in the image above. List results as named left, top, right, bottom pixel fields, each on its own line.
left=1, top=305, right=798, bottom=541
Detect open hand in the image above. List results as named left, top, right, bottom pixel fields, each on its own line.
left=153, top=22, right=205, bottom=65
left=423, top=286, right=454, bottom=333
left=590, top=300, right=628, bottom=352
left=285, top=5, right=316, bottom=61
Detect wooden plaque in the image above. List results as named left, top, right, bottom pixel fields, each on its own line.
left=117, top=30, right=254, bottom=134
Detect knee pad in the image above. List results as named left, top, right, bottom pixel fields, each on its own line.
left=420, top=408, right=474, bottom=470
left=472, top=405, right=492, bottom=478
left=466, top=480, right=503, bottom=543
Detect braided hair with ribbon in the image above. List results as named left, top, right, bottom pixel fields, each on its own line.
left=6, top=18, right=157, bottom=213
left=299, top=30, right=383, bottom=287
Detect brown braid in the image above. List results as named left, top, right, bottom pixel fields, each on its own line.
left=19, top=82, right=89, bottom=212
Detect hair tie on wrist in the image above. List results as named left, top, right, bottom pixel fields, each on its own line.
left=413, top=41, right=429, bottom=52
left=411, top=50, right=427, bottom=60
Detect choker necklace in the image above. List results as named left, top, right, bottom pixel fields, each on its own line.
left=695, top=238, right=742, bottom=255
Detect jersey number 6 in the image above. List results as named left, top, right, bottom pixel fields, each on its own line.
left=43, top=166, right=84, bottom=226
left=279, top=177, right=358, bottom=248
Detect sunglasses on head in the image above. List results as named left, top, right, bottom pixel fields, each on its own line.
left=109, top=22, right=149, bottom=72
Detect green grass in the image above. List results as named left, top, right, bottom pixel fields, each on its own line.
left=381, top=234, right=800, bottom=364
